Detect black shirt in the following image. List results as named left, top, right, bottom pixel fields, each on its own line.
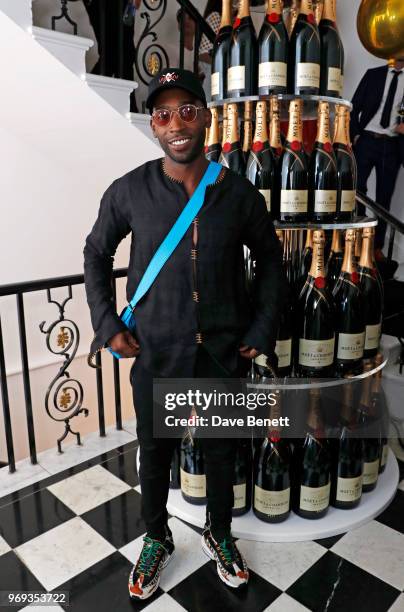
left=83, top=158, right=286, bottom=376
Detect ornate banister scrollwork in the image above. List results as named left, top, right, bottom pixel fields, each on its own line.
left=39, top=286, right=89, bottom=453
left=134, top=0, right=169, bottom=88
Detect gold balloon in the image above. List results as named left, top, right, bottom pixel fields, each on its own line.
left=357, top=0, right=404, bottom=60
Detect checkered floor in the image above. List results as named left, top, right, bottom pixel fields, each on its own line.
left=1, top=440, right=404, bottom=612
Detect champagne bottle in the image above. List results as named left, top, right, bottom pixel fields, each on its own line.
left=288, top=0, right=321, bottom=95
left=180, top=435, right=207, bottom=504
left=327, top=229, right=343, bottom=292
left=258, top=0, right=289, bottom=95
left=246, top=101, right=276, bottom=213
left=309, top=101, right=338, bottom=222
left=219, top=102, right=246, bottom=175
left=233, top=439, right=253, bottom=516
left=254, top=403, right=291, bottom=523
left=169, top=441, right=181, bottom=489
left=357, top=362, right=381, bottom=492
left=359, top=227, right=383, bottom=359
left=333, top=105, right=357, bottom=221
left=319, top=0, right=344, bottom=97
left=297, top=230, right=336, bottom=378
left=228, top=0, right=258, bottom=97
left=211, top=0, right=233, bottom=101
left=242, top=101, right=254, bottom=165
left=269, top=97, right=283, bottom=161
left=280, top=99, right=308, bottom=222
left=330, top=378, right=363, bottom=509
left=333, top=230, right=365, bottom=376
left=205, top=107, right=222, bottom=162
left=292, top=389, right=331, bottom=519
left=297, top=229, right=313, bottom=296
left=372, top=353, right=389, bottom=474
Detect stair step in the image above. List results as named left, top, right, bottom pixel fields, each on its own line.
left=84, top=73, right=137, bottom=115
left=31, top=26, right=93, bottom=76
left=127, top=111, right=154, bottom=140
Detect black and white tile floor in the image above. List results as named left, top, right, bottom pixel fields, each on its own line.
left=1, top=440, right=404, bottom=612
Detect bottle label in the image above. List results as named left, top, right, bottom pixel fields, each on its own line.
left=363, top=459, right=379, bottom=486
left=297, top=62, right=320, bottom=89
left=299, top=337, right=335, bottom=368
left=328, top=67, right=342, bottom=93
left=233, top=483, right=247, bottom=509
left=314, top=190, right=337, bottom=213
left=258, top=62, right=287, bottom=88
left=299, top=482, right=330, bottom=512
left=280, top=189, right=308, bottom=213
left=227, top=65, right=246, bottom=91
left=275, top=338, right=292, bottom=369
left=211, top=72, right=220, bottom=97
left=341, top=190, right=356, bottom=212
left=336, top=475, right=362, bottom=503
left=254, top=484, right=290, bottom=516
left=180, top=467, right=206, bottom=497
left=365, top=323, right=381, bottom=351
left=381, top=444, right=389, bottom=467
left=337, top=332, right=365, bottom=360
left=255, top=353, right=268, bottom=367
left=259, top=189, right=271, bottom=211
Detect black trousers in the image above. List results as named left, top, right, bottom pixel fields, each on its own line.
left=131, top=345, right=250, bottom=539
left=354, top=132, right=401, bottom=249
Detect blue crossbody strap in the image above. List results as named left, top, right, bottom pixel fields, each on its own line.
left=128, top=161, right=222, bottom=311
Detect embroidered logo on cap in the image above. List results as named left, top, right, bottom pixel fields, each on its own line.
left=159, top=72, right=179, bottom=84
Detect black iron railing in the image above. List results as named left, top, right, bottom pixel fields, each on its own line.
left=0, top=269, right=128, bottom=473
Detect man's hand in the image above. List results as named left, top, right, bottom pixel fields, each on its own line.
left=108, top=330, right=140, bottom=358
left=395, top=123, right=404, bottom=135
left=239, top=345, right=260, bottom=359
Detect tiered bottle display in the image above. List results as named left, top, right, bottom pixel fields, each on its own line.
left=211, top=0, right=345, bottom=100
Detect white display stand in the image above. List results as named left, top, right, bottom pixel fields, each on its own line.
left=164, top=450, right=399, bottom=543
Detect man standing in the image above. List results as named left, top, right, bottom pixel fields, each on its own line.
left=83, top=68, right=284, bottom=600
left=351, top=59, right=404, bottom=257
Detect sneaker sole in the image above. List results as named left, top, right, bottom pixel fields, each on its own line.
left=128, top=549, right=175, bottom=601
left=201, top=535, right=248, bottom=589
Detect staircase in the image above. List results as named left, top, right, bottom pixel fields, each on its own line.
left=0, top=0, right=154, bottom=139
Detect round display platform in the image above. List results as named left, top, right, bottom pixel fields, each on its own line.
left=165, top=450, right=399, bottom=543
left=273, top=216, right=378, bottom=231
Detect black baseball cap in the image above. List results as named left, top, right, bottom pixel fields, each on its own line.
left=146, top=67, right=208, bottom=113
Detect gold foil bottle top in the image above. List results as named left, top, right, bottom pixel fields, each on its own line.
left=355, top=228, right=363, bottom=260
left=266, top=0, right=282, bottom=16
left=286, top=99, right=303, bottom=145
left=300, top=0, right=315, bottom=16
left=220, top=0, right=233, bottom=28
left=359, top=227, right=375, bottom=270
left=330, top=229, right=342, bottom=253
left=309, top=230, right=326, bottom=279
left=236, top=0, right=251, bottom=19
left=305, top=229, right=313, bottom=249
left=225, top=103, right=239, bottom=145
left=360, top=362, right=373, bottom=409
left=316, top=101, right=332, bottom=146
left=253, top=101, right=269, bottom=145
left=322, top=0, right=336, bottom=22
left=314, top=0, right=324, bottom=23
left=307, top=388, right=324, bottom=433
left=244, top=101, right=253, bottom=121
left=276, top=229, right=284, bottom=243
left=341, top=230, right=358, bottom=277
left=207, top=107, right=220, bottom=147
left=270, top=99, right=282, bottom=152
left=333, top=105, right=351, bottom=147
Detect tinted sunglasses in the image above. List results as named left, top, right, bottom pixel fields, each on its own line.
left=152, top=104, right=205, bottom=127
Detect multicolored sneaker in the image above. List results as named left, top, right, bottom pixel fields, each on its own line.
left=128, top=527, right=174, bottom=600
left=201, top=527, right=249, bottom=588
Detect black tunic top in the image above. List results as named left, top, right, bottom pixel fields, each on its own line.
left=83, top=158, right=286, bottom=377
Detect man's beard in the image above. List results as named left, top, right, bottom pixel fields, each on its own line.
left=159, top=129, right=206, bottom=165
